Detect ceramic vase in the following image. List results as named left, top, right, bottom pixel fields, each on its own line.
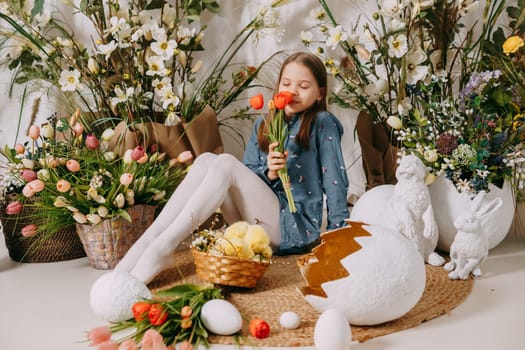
left=428, top=175, right=515, bottom=252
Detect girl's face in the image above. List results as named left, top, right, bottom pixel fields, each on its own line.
left=278, top=61, right=325, bottom=117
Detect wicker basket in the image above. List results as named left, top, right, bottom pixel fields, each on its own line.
left=0, top=204, right=85, bottom=263
left=191, top=248, right=270, bottom=288
left=75, top=205, right=156, bottom=269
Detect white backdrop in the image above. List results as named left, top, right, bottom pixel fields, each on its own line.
left=0, top=0, right=414, bottom=202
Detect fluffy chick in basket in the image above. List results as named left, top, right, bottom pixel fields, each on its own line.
left=213, top=223, right=273, bottom=260
left=224, top=221, right=250, bottom=239
left=245, top=224, right=272, bottom=258
left=215, top=237, right=255, bottom=259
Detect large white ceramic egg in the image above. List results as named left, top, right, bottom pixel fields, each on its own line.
left=90, top=271, right=151, bottom=322
left=200, top=299, right=243, bottom=335
left=314, top=308, right=352, bottom=350
left=299, top=222, right=426, bottom=326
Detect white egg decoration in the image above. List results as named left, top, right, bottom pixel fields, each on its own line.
left=314, top=309, right=352, bottom=350
left=90, top=271, right=151, bottom=322
left=200, top=299, right=243, bottom=335
left=298, top=222, right=426, bottom=326
left=279, top=311, right=301, bottom=329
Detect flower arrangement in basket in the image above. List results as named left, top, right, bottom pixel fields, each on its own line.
left=191, top=221, right=273, bottom=288
left=87, top=284, right=224, bottom=349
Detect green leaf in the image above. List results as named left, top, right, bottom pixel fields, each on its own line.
left=31, top=0, right=45, bottom=17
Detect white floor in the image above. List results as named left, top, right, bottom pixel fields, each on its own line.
left=0, top=234, right=524, bottom=350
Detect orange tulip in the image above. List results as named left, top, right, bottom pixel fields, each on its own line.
left=14, top=143, right=25, bottom=154
left=249, top=94, right=264, bottom=110
left=148, top=304, right=168, bottom=326
left=273, top=91, right=294, bottom=110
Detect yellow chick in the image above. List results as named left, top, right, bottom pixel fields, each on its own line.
left=260, top=245, right=273, bottom=259
left=214, top=237, right=236, bottom=256
left=229, top=237, right=255, bottom=259
left=244, top=224, right=271, bottom=253
left=224, top=221, right=249, bottom=239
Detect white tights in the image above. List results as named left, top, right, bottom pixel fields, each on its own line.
left=115, top=153, right=281, bottom=284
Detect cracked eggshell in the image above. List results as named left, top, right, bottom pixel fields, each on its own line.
left=299, top=222, right=426, bottom=326
left=314, top=308, right=352, bottom=350
left=200, top=299, right=242, bottom=335
left=90, top=271, right=151, bottom=322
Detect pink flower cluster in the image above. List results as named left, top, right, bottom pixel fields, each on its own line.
left=87, top=327, right=192, bottom=350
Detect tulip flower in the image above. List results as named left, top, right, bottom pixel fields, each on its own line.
left=85, top=133, right=100, bottom=150
left=20, top=169, right=37, bottom=182
left=98, top=340, right=119, bottom=350
left=22, top=185, right=35, bottom=198
left=21, top=158, right=35, bottom=169
left=148, top=304, right=168, bottom=326
left=249, top=93, right=264, bottom=110
left=118, top=339, right=139, bottom=350
left=103, top=151, right=116, bottom=162
left=73, top=212, right=88, bottom=224
left=54, top=196, right=69, bottom=208
left=66, top=159, right=81, bottom=172
left=180, top=317, right=192, bottom=329
left=141, top=329, right=166, bottom=350
left=41, top=123, right=54, bottom=139
left=101, top=128, right=115, bottom=142
left=131, top=146, right=145, bottom=161
left=87, top=326, right=112, bottom=347
left=386, top=115, right=403, bottom=129
left=23, top=179, right=45, bottom=197
left=119, top=173, right=133, bottom=186
left=37, top=169, right=50, bottom=181
left=125, top=189, right=135, bottom=205
left=87, top=213, right=102, bottom=225
left=28, top=125, right=40, bottom=140
left=97, top=206, right=109, bottom=218
left=178, top=341, right=193, bottom=350
left=87, top=187, right=106, bottom=204
left=149, top=143, right=158, bottom=153
left=6, top=201, right=23, bottom=215
left=123, top=149, right=133, bottom=164
left=176, top=151, right=193, bottom=164
left=114, top=193, right=125, bottom=208
left=21, top=224, right=38, bottom=237
left=56, top=179, right=71, bottom=193
left=132, top=302, right=152, bottom=321
left=72, top=122, right=84, bottom=137
left=14, top=143, right=25, bottom=154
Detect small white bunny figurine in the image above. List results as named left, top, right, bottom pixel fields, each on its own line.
left=444, top=191, right=503, bottom=280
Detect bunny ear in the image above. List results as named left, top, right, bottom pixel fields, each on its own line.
left=470, top=191, right=487, bottom=212
left=476, top=197, right=503, bottom=218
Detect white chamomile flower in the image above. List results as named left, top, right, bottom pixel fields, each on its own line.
left=97, top=41, right=118, bottom=60
left=379, top=0, right=407, bottom=17
left=165, top=112, right=180, bottom=126
left=59, top=69, right=82, bottom=92
left=151, top=31, right=178, bottom=60
left=111, top=86, right=134, bottom=108
left=326, top=25, right=348, bottom=50
left=406, top=48, right=429, bottom=84
left=161, top=89, right=180, bottom=110
left=309, top=6, right=325, bottom=22
left=300, top=30, right=314, bottom=46
left=146, top=55, right=169, bottom=76
left=397, top=97, right=412, bottom=116
left=106, top=16, right=129, bottom=35
left=152, top=77, right=172, bottom=94
left=177, top=26, right=197, bottom=46
left=387, top=34, right=408, bottom=58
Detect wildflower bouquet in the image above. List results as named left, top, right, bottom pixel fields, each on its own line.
left=249, top=91, right=296, bottom=213
left=87, top=284, right=224, bottom=349
left=0, top=0, right=288, bottom=130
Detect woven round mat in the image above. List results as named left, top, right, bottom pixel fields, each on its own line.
left=149, top=244, right=473, bottom=346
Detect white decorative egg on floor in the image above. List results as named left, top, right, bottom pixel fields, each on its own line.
left=314, top=308, right=352, bottom=350
left=200, top=299, right=242, bottom=335
left=279, top=311, right=301, bottom=329
left=90, top=271, right=151, bottom=322
left=298, top=222, right=426, bottom=326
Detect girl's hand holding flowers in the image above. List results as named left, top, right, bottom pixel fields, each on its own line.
left=267, top=142, right=287, bottom=181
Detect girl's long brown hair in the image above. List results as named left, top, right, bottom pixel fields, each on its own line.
left=257, top=52, right=328, bottom=151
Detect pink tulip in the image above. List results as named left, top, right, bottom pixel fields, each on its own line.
left=66, top=159, right=81, bottom=172
left=72, top=122, right=84, bottom=137
left=28, top=179, right=45, bottom=192
left=131, top=146, right=145, bottom=161
left=28, top=125, right=40, bottom=140
left=86, top=134, right=100, bottom=150
left=178, top=341, right=193, bottom=350
left=97, top=340, right=119, bottom=350
left=21, top=224, right=38, bottom=237
left=176, top=151, right=193, bottom=165
left=118, top=339, right=139, bottom=350
left=119, top=173, right=133, bottom=186
left=6, top=201, right=23, bottom=215
left=20, top=169, right=37, bottom=182
left=22, top=185, right=35, bottom=198
left=56, top=179, right=71, bottom=193
left=137, top=154, right=148, bottom=164
left=87, top=326, right=112, bottom=346
left=141, top=329, right=167, bottom=350
left=14, top=143, right=25, bottom=154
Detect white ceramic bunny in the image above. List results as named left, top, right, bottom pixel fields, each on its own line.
left=350, top=154, right=444, bottom=266
left=444, top=191, right=503, bottom=280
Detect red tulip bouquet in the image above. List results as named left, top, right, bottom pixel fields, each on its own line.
left=249, top=92, right=296, bottom=213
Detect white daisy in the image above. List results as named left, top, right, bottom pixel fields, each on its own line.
left=387, top=34, right=408, bottom=58
left=111, top=86, right=134, bottom=108
left=300, top=30, right=314, bottom=46
left=326, top=25, right=348, bottom=50
left=59, top=69, right=82, bottom=92
left=406, top=48, right=429, bottom=84
left=96, top=41, right=118, bottom=60
left=151, top=30, right=178, bottom=60
left=146, top=55, right=169, bottom=76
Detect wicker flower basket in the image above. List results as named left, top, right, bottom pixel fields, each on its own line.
left=75, top=205, right=156, bottom=269
left=191, top=248, right=270, bottom=288
left=0, top=205, right=85, bottom=263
